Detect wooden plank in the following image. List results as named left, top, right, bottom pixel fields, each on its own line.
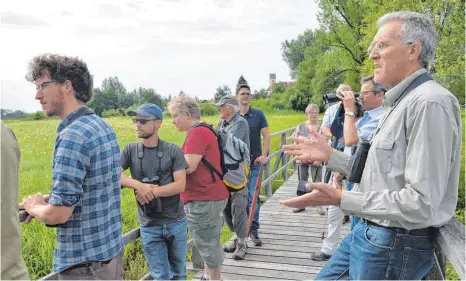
left=258, top=227, right=347, bottom=239
left=222, top=272, right=296, bottom=280
left=260, top=221, right=350, bottom=230
left=241, top=247, right=320, bottom=259
left=222, top=264, right=315, bottom=280
left=225, top=252, right=327, bottom=267
left=245, top=241, right=323, bottom=252
left=223, top=258, right=321, bottom=274
left=248, top=233, right=323, bottom=243
left=260, top=219, right=329, bottom=227
left=246, top=237, right=327, bottom=247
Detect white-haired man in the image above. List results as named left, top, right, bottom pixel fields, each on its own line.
left=215, top=95, right=250, bottom=260
left=281, top=11, right=462, bottom=280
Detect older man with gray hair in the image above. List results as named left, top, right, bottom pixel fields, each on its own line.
left=281, top=11, right=462, bottom=280
left=215, top=95, right=251, bottom=260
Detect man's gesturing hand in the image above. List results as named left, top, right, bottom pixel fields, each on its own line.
left=282, top=131, right=333, bottom=163
left=280, top=183, right=342, bottom=208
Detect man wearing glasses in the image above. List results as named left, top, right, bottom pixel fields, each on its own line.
left=120, top=104, right=189, bottom=280
left=20, top=54, right=124, bottom=280
left=236, top=84, right=270, bottom=246
left=281, top=11, right=461, bottom=280
left=311, top=76, right=386, bottom=262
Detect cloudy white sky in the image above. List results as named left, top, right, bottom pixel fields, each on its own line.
left=1, top=0, right=319, bottom=113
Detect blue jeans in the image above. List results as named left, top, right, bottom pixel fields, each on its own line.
left=315, top=219, right=437, bottom=280
left=140, top=218, right=188, bottom=280
left=246, top=163, right=261, bottom=234
left=350, top=216, right=360, bottom=230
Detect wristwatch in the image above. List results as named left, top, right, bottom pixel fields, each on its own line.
left=345, top=111, right=355, bottom=117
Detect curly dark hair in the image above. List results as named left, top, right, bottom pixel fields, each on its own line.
left=25, top=54, right=94, bottom=103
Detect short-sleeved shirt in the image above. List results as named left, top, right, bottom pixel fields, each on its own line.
left=240, top=107, right=268, bottom=162
left=121, top=140, right=188, bottom=226
left=48, top=108, right=123, bottom=273
left=181, top=125, right=229, bottom=203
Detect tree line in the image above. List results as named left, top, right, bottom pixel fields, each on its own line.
left=278, top=0, right=465, bottom=108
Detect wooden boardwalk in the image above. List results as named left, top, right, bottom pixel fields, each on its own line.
left=213, top=172, right=349, bottom=280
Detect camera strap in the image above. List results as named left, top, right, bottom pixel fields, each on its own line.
left=138, top=139, right=164, bottom=180
left=372, top=72, right=433, bottom=139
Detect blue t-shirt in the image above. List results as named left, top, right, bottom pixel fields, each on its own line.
left=240, top=107, right=268, bottom=162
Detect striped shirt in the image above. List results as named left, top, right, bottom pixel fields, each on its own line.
left=49, top=108, right=123, bottom=272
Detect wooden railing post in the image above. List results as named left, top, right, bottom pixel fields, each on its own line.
left=281, top=132, right=288, bottom=180
left=264, top=161, right=272, bottom=198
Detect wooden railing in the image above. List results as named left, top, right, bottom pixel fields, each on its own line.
left=18, top=125, right=465, bottom=280
left=18, top=126, right=298, bottom=280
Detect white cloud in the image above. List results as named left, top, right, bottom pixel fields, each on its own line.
left=0, top=0, right=319, bottom=112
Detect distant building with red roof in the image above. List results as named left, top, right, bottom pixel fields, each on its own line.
left=266, top=73, right=295, bottom=95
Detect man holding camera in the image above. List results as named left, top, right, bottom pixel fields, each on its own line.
left=215, top=95, right=250, bottom=260
left=121, top=104, right=189, bottom=280
left=281, top=11, right=461, bottom=280
left=311, top=76, right=386, bottom=261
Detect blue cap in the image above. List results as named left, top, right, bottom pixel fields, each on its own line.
left=127, top=104, right=163, bottom=120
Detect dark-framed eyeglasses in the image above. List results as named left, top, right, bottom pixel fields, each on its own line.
left=132, top=118, right=158, bottom=125
left=360, top=90, right=377, bottom=96
left=35, top=81, right=55, bottom=91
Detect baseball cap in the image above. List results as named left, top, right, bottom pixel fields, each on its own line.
left=215, top=95, right=238, bottom=107
left=127, top=104, right=163, bottom=120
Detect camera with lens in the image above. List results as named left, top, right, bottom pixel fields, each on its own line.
left=140, top=176, right=163, bottom=214
left=323, top=92, right=360, bottom=105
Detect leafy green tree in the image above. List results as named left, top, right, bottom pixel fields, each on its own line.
left=236, top=75, right=248, bottom=89
left=252, top=88, right=268, bottom=99
left=214, top=85, right=232, bottom=102
left=281, top=29, right=316, bottom=79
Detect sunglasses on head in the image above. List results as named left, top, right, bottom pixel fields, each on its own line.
left=132, top=118, right=157, bottom=125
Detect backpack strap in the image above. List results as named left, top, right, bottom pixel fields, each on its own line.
left=187, top=123, right=224, bottom=182
left=68, top=106, right=95, bottom=124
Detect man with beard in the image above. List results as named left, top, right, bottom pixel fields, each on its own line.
left=20, top=54, right=123, bottom=280
left=120, top=104, right=189, bottom=280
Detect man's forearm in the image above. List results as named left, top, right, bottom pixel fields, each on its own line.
left=326, top=149, right=351, bottom=175
left=27, top=204, right=66, bottom=225
left=344, top=116, right=359, bottom=146
left=321, top=126, right=332, bottom=139
left=121, top=173, right=140, bottom=190
left=262, top=135, right=270, bottom=157
left=153, top=180, right=185, bottom=197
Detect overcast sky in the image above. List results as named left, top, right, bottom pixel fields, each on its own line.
left=1, top=0, right=319, bottom=113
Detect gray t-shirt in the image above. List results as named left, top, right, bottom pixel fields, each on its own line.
left=121, top=140, right=188, bottom=226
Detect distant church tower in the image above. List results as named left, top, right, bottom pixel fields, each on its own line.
left=269, top=73, right=276, bottom=86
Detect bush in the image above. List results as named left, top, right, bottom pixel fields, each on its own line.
left=102, top=109, right=123, bottom=118
left=199, top=103, right=217, bottom=116
left=25, top=111, right=46, bottom=120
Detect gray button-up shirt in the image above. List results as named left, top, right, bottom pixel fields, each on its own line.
left=217, top=112, right=250, bottom=150
left=328, top=68, right=462, bottom=230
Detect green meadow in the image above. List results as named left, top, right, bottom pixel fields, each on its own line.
left=4, top=110, right=464, bottom=280
left=5, top=113, right=306, bottom=280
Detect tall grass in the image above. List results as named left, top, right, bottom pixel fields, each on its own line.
left=5, top=113, right=306, bottom=280
left=5, top=109, right=464, bottom=280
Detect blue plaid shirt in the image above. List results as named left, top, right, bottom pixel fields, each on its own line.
left=49, top=108, right=123, bottom=272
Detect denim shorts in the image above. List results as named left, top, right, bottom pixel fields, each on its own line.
left=184, top=199, right=228, bottom=269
